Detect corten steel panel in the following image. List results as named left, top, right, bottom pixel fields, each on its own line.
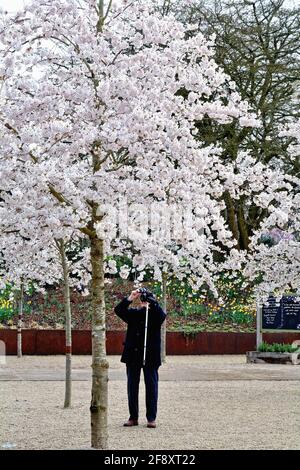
left=36, top=330, right=65, bottom=354
left=72, top=330, right=91, bottom=354
left=106, top=331, right=126, bottom=354
left=0, top=329, right=38, bottom=354
left=0, top=330, right=127, bottom=354
left=166, top=332, right=256, bottom=355
left=22, top=330, right=37, bottom=354
left=264, top=333, right=300, bottom=344
left=0, top=329, right=17, bottom=354
left=0, top=329, right=15, bottom=354
left=166, top=332, right=187, bottom=354
left=235, top=333, right=256, bottom=353
left=70, top=331, right=126, bottom=354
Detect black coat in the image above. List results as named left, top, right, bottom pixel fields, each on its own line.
left=114, top=297, right=166, bottom=368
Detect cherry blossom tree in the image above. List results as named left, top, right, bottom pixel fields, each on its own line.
left=0, top=0, right=260, bottom=448
left=0, top=221, right=90, bottom=407
left=242, top=121, right=300, bottom=301
left=0, top=232, right=61, bottom=355
left=218, top=150, right=300, bottom=302
left=0, top=175, right=91, bottom=407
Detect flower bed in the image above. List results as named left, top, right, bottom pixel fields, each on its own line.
left=0, top=279, right=257, bottom=334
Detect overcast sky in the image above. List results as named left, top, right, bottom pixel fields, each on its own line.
left=0, top=0, right=299, bottom=13
left=0, top=0, right=27, bottom=12
left=0, top=0, right=118, bottom=12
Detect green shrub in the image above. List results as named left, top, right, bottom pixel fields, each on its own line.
left=258, top=342, right=299, bottom=353
left=0, top=284, right=14, bottom=321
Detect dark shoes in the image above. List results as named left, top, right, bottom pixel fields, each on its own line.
left=123, top=419, right=157, bottom=428
left=123, top=419, right=139, bottom=427
left=147, top=421, right=157, bottom=428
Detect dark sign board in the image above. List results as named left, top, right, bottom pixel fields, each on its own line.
left=262, top=296, right=300, bottom=332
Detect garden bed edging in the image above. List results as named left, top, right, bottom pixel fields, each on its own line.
left=1, top=329, right=300, bottom=355
left=246, top=350, right=300, bottom=365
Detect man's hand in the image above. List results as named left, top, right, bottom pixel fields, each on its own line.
left=128, top=290, right=140, bottom=302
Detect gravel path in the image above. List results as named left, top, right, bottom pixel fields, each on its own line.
left=0, top=355, right=299, bottom=450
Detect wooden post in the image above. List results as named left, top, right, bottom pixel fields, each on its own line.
left=256, top=302, right=263, bottom=350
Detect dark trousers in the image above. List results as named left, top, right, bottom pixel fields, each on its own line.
left=126, top=364, right=159, bottom=422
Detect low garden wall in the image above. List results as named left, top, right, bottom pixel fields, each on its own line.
left=1, top=329, right=300, bottom=355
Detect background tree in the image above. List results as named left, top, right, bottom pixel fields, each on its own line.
left=172, top=0, right=300, bottom=250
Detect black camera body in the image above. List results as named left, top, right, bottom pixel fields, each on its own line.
left=138, top=288, right=156, bottom=303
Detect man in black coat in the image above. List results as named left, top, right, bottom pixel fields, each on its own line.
left=114, top=288, right=166, bottom=428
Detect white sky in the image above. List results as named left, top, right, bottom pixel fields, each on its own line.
left=0, top=0, right=299, bottom=12
left=0, top=0, right=28, bottom=12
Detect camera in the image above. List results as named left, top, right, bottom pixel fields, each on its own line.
left=138, top=288, right=156, bottom=303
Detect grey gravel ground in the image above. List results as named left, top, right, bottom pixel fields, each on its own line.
left=0, top=355, right=299, bottom=450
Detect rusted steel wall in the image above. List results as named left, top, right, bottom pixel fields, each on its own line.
left=1, top=329, right=299, bottom=355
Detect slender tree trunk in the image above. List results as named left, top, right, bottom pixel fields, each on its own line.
left=160, top=272, right=167, bottom=364
left=17, top=282, right=24, bottom=358
left=237, top=202, right=250, bottom=251
left=90, top=234, right=109, bottom=449
left=57, top=239, right=72, bottom=409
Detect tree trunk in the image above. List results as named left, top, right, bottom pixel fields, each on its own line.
left=223, top=190, right=240, bottom=249
left=237, top=202, right=250, bottom=251
left=58, top=239, right=72, bottom=409
left=90, top=234, right=109, bottom=449
left=160, top=272, right=167, bottom=364
left=17, top=282, right=24, bottom=358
